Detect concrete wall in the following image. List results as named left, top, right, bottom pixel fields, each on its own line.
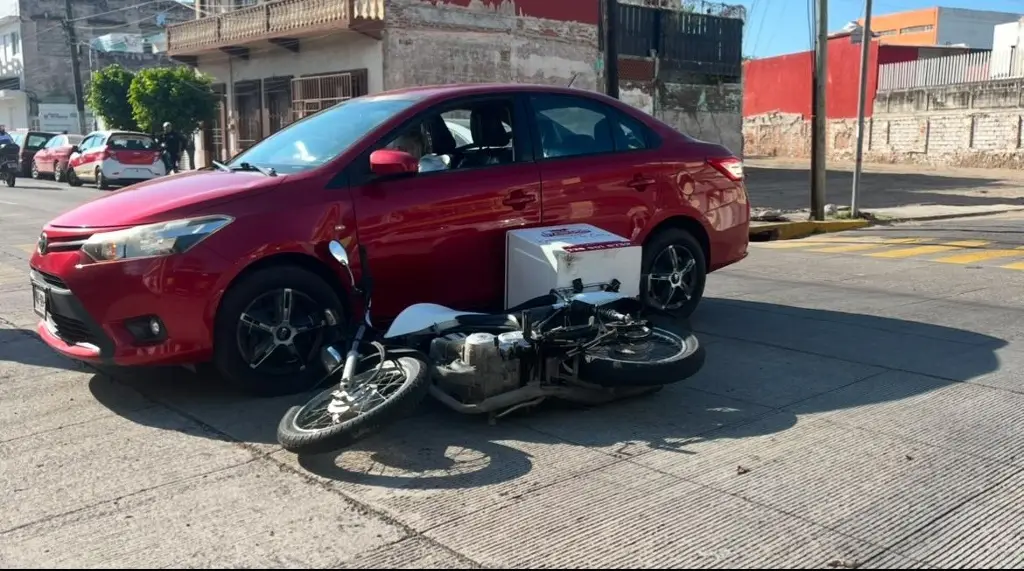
left=745, top=79, right=1024, bottom=168
left=198, top=33, right=385, bottom=94
left=383, top=0, right=600, bottom=92
left=623, top=81, right=743, bottom=155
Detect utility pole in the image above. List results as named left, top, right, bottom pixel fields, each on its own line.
left=809, top=0, right=828, bottom=221
left=62, top=0, right=88, bottom=135
left=604, top=0, right=620, bottom=98
left=850, top=0, right=873, bottom=218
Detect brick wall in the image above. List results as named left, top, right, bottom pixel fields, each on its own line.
left=745, top=79, right=1024, bottom=168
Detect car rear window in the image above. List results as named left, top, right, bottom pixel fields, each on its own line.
left=26, top=134, right=51, bottom=148
left=109, top=134, right=156, bottom=151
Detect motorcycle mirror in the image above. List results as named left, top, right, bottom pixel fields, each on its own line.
left=328, top=241, right=349, bottom=266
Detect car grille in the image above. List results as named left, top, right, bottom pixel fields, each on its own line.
left=50, top=313, right=96, bottom=345
left=34, top=269, right=68, bottom=289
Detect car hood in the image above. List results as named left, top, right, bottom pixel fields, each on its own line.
left=49, top=170, right=281, bottom=228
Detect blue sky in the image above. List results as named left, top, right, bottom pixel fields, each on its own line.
left=741, top=0, right=1024, bottom=57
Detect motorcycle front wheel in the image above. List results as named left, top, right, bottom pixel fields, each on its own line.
left=276, top=350, right=430, bottom=455
left=578, top=324, right=705, bottom=387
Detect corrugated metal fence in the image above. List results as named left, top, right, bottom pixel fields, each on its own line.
left=878, top=49, right=1024, bottom=91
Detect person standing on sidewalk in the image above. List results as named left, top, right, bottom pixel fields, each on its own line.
left=157, top=122, right=184, bottom=174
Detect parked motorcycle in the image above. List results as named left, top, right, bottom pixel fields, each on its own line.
left=276, top=240, right=706, bottom=455
left=0, top=142, right=19, bottom=187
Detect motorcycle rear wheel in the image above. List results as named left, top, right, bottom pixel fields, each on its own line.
left=276, top=351, right=430, bottom=455
left=578, top=324, right=704, bottom=387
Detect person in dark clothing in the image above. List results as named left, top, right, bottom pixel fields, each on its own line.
left=157, top=121, right=184, bottom=173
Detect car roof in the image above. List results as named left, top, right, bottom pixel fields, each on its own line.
left=87, top=130, right=153, bottom=137
left=369, top=82, right=623, bottom=105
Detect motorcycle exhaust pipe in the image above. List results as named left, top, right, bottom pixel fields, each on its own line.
left=428, top=383, right=547, bottom=414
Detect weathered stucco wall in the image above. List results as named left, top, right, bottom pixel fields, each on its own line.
left=745, top=79, right=1024, bottom=168
left=622, top=82, right=743, bottom=156
left=384, top=0, right=600, bottom=91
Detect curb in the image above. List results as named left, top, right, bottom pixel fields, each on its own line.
left=863, top=206, right=1024, bottom=224
left=749, top=219, right=870, bottom=241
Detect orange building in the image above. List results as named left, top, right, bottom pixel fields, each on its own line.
left=860, top=7, right=1022, bottom=48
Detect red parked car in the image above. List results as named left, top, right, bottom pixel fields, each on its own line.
left=29, top=84, right=749, bottom=396
left=31, top=133, right=85, bottom=182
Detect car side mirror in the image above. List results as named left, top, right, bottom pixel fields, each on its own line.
left=369, top=149, right=418, bottom=177
left=328, top=240, right=349, bottom=266
left=69, top=145, right=79, bottom=153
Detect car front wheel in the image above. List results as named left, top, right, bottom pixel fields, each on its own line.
left=641, top=228, right=707, bottom=319
left=30, top=161, right=39, bottom=179
left=54, top=162, right=65, bottom=182
left=213, top=265, right=346, bottom=397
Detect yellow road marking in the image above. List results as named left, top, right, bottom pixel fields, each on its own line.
left=941, top=240, right=991, bottom=248
left=1002, top=261, right=1024, bottom=270
left=934, top=249, right=1024, bottom=264
left=867, top=244, right=965, bottom=258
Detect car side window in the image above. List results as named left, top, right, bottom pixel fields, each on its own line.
left=27, top=134, right=51, bottom=148
left=376, top=99, right=519, bottom=174
left=44, top=136, right=63, bottom=148
left=77, top=136, right=96, bottom=151
left=530, top=94, right=616, bottom=159
left=614, top=112, right=650, bottom=152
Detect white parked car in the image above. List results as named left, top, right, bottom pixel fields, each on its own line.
left=66, top=130, right=167, bottom=189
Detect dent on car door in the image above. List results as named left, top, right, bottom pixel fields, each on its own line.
left=529, top=93, right=662, bottom=241
left=348, top=95, right=541, bottom=316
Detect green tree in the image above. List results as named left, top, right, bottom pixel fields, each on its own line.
left=86, top=64, right=139, bottom=131
left=128, top=66, right=218, bottom=135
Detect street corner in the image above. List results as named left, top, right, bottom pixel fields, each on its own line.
left=749, top=218, right=871, bottom=241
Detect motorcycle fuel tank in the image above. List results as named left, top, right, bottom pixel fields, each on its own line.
left=504, top=223, right=642, bottom=310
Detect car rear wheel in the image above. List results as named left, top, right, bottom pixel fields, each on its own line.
left=641, top=228, right=707, bottom=319
left=30, top=161, right=39, bottom=179
left=96, top=168, right=110, bottom=190
left=213, top=265, right=346, bottom=397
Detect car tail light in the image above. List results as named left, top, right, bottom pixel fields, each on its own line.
left=708, top=157, right=743, bottom=181
left=99, top=146, right=112, bottom=160
left=152, top=152, right=162, bottom=164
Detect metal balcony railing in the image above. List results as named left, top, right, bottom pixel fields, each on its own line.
left=167, top=0, right=384, bottom=54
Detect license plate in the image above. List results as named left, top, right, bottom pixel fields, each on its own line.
left=32, top=284, right=47, bottom=318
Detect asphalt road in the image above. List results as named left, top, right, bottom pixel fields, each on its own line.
left=3, top=184, right=1024, bottom=567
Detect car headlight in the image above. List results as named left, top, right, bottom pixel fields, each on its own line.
left=81, top=215, right=233, bottom=262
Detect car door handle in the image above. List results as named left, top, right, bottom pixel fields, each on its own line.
left=627, top=175, right=656, bottom=190
left=502, top=190, right=537, bottom=209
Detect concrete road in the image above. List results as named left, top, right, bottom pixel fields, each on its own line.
left=747, top=157, right=1024, bottom=212
left=3, top=185, right=1024, bottom=567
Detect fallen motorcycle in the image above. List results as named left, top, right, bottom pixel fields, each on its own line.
left=276, top=239, right=706, bottom=456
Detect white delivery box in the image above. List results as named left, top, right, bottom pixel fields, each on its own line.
left=504, top=223, right=642, bottom=309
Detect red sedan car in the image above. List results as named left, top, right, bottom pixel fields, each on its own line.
left=29, top=84, right=749, bottom=396
left=31, top=133, right=85, bottom=182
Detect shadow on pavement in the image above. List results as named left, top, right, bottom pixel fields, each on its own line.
left=0, top=327, right=85, bottom=372
left=88, top=298, right=1006, bottom=490
left=747, top=166, right=1020, bottom=210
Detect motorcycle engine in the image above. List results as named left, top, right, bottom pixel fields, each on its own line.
left=429, top=331, right=528, bottom=404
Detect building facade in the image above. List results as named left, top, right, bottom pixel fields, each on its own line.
left=0, top=0, right=191, bottom=133
left=861, top=7, right=1023, bottom=48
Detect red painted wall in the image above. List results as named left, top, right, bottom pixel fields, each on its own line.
left=743, top=37, right=919, bottom=119
left=427, top=0, right=599, bottom=25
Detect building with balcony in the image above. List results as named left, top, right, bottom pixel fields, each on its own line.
left=168, top=0, right=747, bottom=163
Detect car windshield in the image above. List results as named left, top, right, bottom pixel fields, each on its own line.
left=227, top=96, right=418, bottom=174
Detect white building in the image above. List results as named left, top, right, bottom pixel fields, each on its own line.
left=0, top=14, right=27, bottom=130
